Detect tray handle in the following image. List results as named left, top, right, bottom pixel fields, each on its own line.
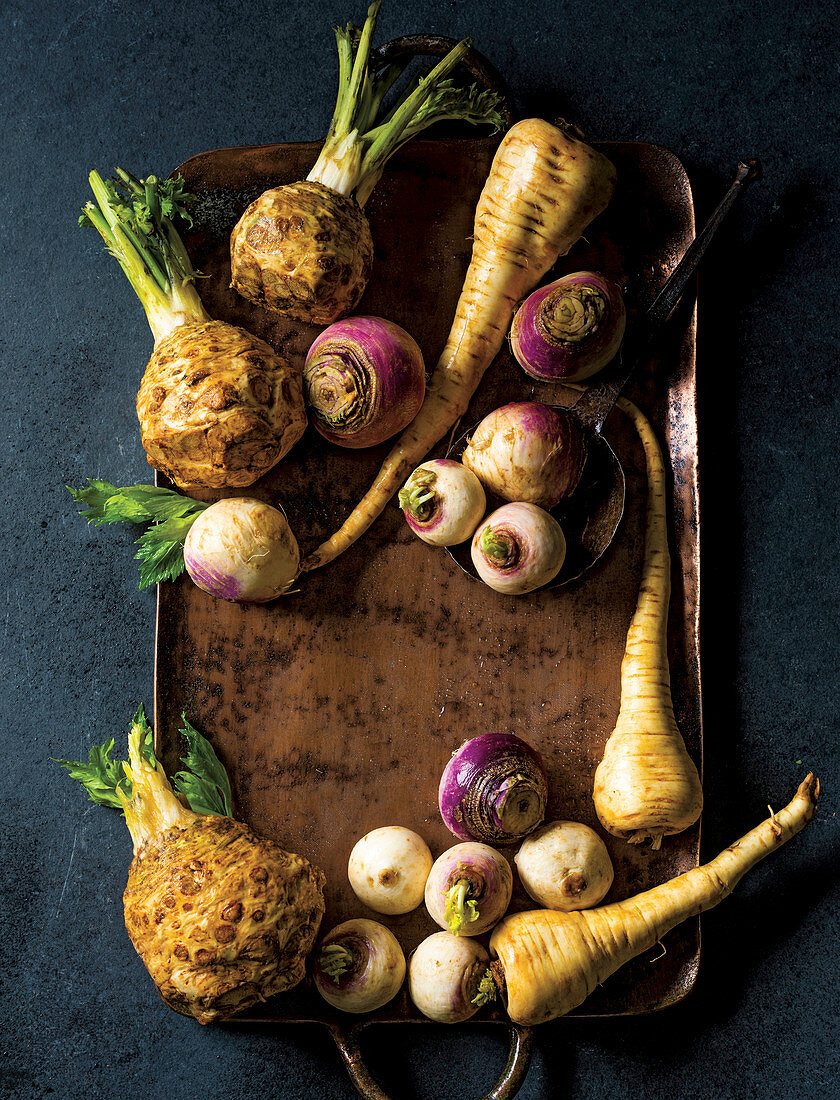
left=371, top=34, right=516, bottom=130
left=328, top=1021, right=533, bottom=1100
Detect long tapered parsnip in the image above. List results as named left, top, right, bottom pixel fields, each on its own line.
left=491, top=774, right=820, bottom=1025
left=302, top=119, right=616, bottom=569
left=592, top=398, right=703, bottom=847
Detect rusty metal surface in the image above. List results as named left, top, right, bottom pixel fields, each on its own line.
left=154, top=136, right=700, bottom=1025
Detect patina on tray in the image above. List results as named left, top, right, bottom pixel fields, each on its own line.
left=154, top=136, right=701, bottom=1024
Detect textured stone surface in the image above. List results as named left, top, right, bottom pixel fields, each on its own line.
left=1, top=1, right=838, bottom=1097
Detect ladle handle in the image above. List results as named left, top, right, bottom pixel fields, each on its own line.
left=573, top=157, right=763, bottom=434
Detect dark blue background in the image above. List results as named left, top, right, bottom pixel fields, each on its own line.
left=2, top=1, right=838, bottom=1096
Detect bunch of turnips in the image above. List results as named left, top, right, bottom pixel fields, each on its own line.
left=313, top=731, right=617, bottom=1022
left=308, top=730, right=820, bottom=1024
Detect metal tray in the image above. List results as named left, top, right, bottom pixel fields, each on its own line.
left=154, top=134, right=700, bottom=1094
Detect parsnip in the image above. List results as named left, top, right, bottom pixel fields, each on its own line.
left=492, top=774, right=819, bottom=1025
left=303, top=118, right=616, bottom=569
left=592, top=398, right=703, bottom=846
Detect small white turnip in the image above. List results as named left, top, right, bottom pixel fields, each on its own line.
left=471, top=503, right=566, bottom=595
left=313, top=918, right=405, bottom=1014
left=514, top=820, right=614, bottom=911
left=398, top=460, right=486, bottom=546
left=183, top=497, right=299, bottom=603
left=348, top=826, right=432, bottom=915
left=408, top=931, right=496, bottom=1023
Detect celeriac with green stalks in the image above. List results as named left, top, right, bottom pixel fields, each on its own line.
left=229, top=1, right=506, bottom=323
left=56, top=706, right=325, bottom=1024
left=81, top=169, right=306, bottom=488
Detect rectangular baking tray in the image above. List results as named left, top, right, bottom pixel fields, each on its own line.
left=154, top=136, right=701, bottom=1024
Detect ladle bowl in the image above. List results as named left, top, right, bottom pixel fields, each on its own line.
left=446, top=416, right=625, bottom=587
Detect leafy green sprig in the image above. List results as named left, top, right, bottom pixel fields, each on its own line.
left=470, top=968, right=497, bottom=1007
left=174, top=716, right=233, bottom=818
left=308, top=1, right=507, bottom=206
left=54, top=705, right=156, bottom=809
left=54, top=705, right=233, bottom=818
left=80, top=168, right=207, bottom=340
left=68, top=479, right=209, bottom=589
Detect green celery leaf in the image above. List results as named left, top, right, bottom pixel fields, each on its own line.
left=56, top=705, right=234, bottom=821
left=130, top=703, right=157, bottom=767
left=133, top=514, right=198, bottom=588
left=173, top=715, right=233, bottom=817
left=157, top=174, right=196, bottom=226
left=68, top=480, right=208, bottom=525
left=69, top=480, right=209, bottom=589
left=54, top=705, right=158, bottom=811
left=54, top=738, right=128, bottom=809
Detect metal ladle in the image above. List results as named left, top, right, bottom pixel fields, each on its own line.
left=446, top=158, right=762, bottom=589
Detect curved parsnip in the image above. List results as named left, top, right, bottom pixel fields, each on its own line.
left=492, top=775, right=819, bottom=1025
left=303, top=119, right=616, bottom=569
left=592, top=398, right=703, bottom=846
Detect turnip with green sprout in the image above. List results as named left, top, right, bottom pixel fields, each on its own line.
left=80, top=169, right=307, bottom=489
left=348, top=826, right=432, bottom=914
left=398, top=460, right=486, bottom=546
left=408, top=932, right=497, bottom=1023
left=425, top=843, right=513, bottom=936
left=472, top=503, right=566, bottom=595
left=313, top=919, right=405, bottom=1013
left=229, top=2, right=506, bottom=323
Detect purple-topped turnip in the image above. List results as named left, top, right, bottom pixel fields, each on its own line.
left=313, top=918, right=405, bottom=1013
left=425, top=842, right=513, bottom=935
left=408, top=932, right=497, bottom=1023
left=439, top=732, right=548, bottom=845
left=461, top=402, right=587, bottom=508
left=514, top=820, right=614, bottom=911
left=511, top=271, right=625, bottom=382
left=183, top=498, right=299, bottom=603
left=398, top=460, right=486, bottom=546
left=303, top=316, right=425, bottom=449
left=347, top=826, right=432, bottom=915
left=471, top=503, right=566, bottom=594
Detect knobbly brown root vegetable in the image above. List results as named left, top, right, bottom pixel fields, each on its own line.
left=592, top=398, right=703, bottom=847
left=81, top=170, right=306, bottom=489
left=303, top=117, right=616, bottom=569
left=59, top=709, right=326, bottom=1025
left=491, top=775, right=820, bottom=1025
left=230, top=3, right=506, bottom=323
left=136, top=321, right=306, bottom=489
